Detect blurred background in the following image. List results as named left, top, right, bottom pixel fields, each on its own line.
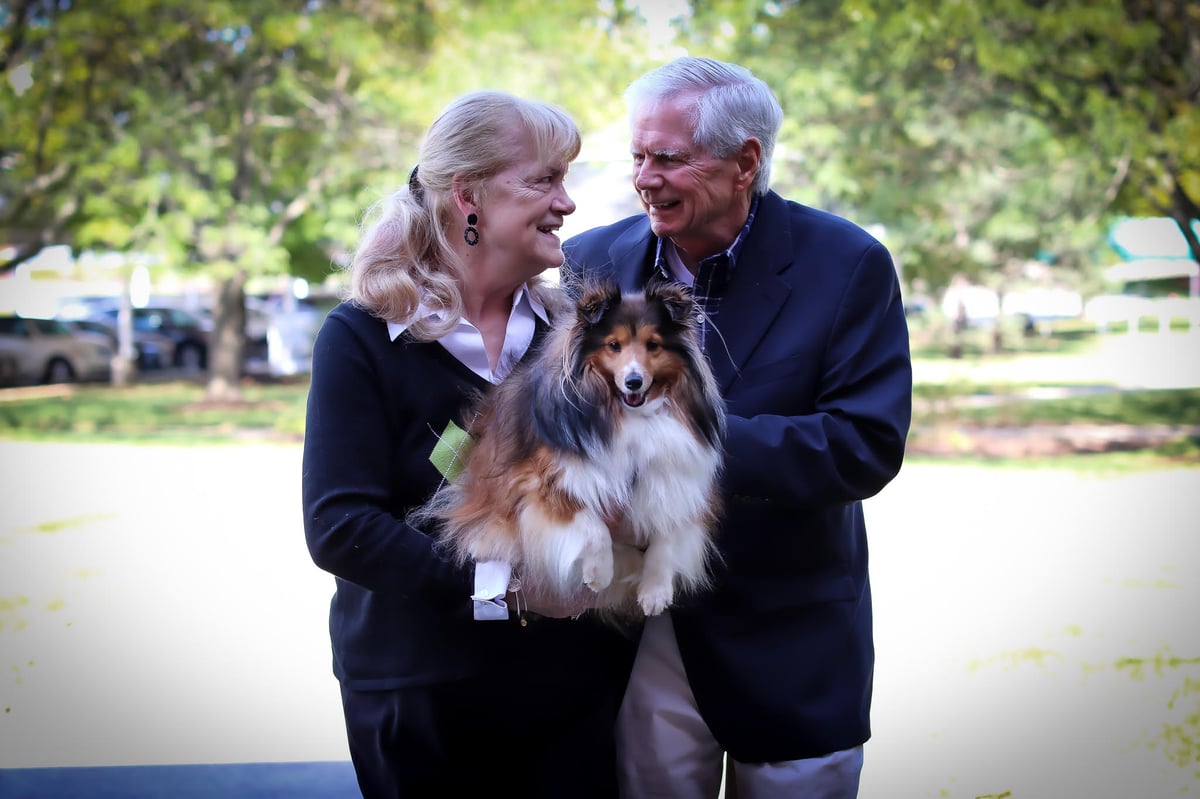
left=2, top=0, right=1198, bottom=395
left=1, top=1, right=1198, bottom=797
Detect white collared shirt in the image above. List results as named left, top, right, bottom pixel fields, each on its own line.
left=387, top=282, right=549, bottom=383
left=389, top=284, right=549, bottom=620
left=662, top=239, right=696, bottom=287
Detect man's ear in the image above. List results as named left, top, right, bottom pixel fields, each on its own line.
left=735, top=139, right=763, bottom=192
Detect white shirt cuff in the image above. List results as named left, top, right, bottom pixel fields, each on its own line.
left=472, top=560, right=512, bottom=621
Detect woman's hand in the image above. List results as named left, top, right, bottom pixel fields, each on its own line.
left=510, top=579, right=595, bottom=619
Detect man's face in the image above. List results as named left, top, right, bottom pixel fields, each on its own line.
left=629, top=94, right=752, bottom=264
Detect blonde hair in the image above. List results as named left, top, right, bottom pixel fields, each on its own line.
left=348, top=90, right=581, bottom=340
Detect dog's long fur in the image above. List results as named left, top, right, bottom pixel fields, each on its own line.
left=415, top=279, right=726, bottom=617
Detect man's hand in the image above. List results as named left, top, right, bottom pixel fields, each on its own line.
left=606, top=509, right=642, bottom=550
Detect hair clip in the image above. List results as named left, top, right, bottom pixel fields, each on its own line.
left=408, top=164, right=424, bottom=201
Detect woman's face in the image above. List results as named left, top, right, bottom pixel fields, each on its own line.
left=476, top=129, right=577, bottom=280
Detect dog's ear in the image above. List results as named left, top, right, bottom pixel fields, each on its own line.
left=648, top=280, right=696, bottom=326
left=580, top=297, right=609, bottom=324
left=579, top=281, right=621, bottom=325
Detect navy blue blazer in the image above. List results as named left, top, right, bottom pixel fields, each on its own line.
left=563, top=190, right=912, bottom=762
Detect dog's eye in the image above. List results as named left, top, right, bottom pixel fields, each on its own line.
left=607, top=340, right=621, bottom=352
left=646, top=341, right=661, bottom=352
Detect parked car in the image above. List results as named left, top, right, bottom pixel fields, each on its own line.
left=62, top=318, right=176, bottom=371
left=0, top=315, right=113, bottom=385
left=90, top=306, right=210, bottom=371
left=244, top=293, right=339, bottom=378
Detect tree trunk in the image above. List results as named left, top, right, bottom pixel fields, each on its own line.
left=110, top=280, right=137, bottom=387
left=992, top=288, right=1005, bottom=354
left=206, top=270, right=248, bottom=402
left=949, top=297, right=966, bottom=359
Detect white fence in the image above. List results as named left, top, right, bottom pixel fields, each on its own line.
left=1084, top=295, right=1200, bottom=333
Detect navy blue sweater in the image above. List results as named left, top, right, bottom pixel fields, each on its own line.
left=302, top=301, right=633, bottom=689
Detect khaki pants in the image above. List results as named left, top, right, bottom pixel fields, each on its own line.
left=616, top=613, right=864, bottom=799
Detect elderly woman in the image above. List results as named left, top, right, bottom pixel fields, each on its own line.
left=302, top=91, right=635, bottom=797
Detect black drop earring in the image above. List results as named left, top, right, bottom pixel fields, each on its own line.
left=464, top=213, right=480, bottom=246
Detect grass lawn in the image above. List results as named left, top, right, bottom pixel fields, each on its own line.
left=2, top=381, right=1198, bottom=468
left=0, top=329, right=1197, bottom=466
left=0, top=378, right=309, bottom=445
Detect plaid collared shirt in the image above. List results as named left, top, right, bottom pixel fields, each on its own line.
left=654, top=196, right=760, bottom=350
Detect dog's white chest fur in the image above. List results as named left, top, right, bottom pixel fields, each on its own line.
left=563, top=410, right=715, bottom=524
left=538, top=405, right=722, bottom=615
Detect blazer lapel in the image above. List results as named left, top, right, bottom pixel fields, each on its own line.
left=603, top=197, right=795, bottom=393
left=705, top=193, right=793, bottom=392
left=607, top=218, right=658, bottom=291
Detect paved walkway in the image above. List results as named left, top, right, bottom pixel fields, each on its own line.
left=2, top=331, right=1198, bottom=796
left=0, top=762, right=358, bottom=798
left=2, top=442, right=1199, bottom=797
left=913, top=329, right=1200, bottom=390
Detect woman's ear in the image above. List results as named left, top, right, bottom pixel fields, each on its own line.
left=450, top=174, right=477, bottom=219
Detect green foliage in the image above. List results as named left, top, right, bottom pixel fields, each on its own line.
left=2, top=0, right=658, bottom=276
left=680, top=0, right=1199, bottom=294
left=3, top=0, right=663, bottom=393
left=6, top=0, right=1197, bottom=301
left=406, top=0, right=657, bottom=133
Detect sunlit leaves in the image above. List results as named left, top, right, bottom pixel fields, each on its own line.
left=688, top=0, right=1199, bottom=293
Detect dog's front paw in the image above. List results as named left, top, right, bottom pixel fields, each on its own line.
left=582, top=551, right=614, bottom=593
left=637, top=582, right=673, bottom=616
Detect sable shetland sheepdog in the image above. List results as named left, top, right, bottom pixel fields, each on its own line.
left=417, top=279, right=726, bottom=617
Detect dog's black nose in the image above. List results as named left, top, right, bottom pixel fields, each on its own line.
left=625, top=375, right=643, bottom=391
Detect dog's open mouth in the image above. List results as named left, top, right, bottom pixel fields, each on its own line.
left=622, top=391, right=646, bottom=408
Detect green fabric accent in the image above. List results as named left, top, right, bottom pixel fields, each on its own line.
left=430, top=419, right=474, bottom=481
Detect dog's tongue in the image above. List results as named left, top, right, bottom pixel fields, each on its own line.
left=623, top=392, right=646, bottom=408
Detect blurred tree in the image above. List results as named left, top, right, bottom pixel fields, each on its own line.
left=2, top=0, right=144, bottom=270
left=974, top=0, right=1200, bottom=267
left=129, top=0, right=441, bottom=400
left=3, top=0, right=440, bottom=396
left=2, top=0, right=653, bottom=398
left=681, top=0, right=1197, bottom=303
left=403, top=0, right=655, bottom=133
